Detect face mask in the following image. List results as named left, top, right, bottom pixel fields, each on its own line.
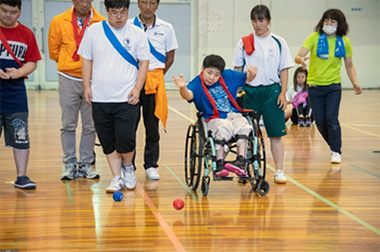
left=322, top=25, right=337, bottom=35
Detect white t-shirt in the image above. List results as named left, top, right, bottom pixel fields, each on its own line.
left=78, top=21, right=150, bottom=102
left=232, top=32, right=294, bottom=86
left=128, top=15, right=178, bottom=71
left=286, top=85, right=302, bottom=102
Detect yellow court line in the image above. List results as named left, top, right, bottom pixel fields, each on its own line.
left=341, top=123, right=380, bottom=138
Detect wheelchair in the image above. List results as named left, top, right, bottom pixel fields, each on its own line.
left=184, top=111, right=270, bottom=196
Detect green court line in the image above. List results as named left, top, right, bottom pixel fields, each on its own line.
left=165, top=164, right=199, bottom=202
left=64, top=180, right=74, bottom=204
left=267, top=164, right=380, bottom=236
left=350, top=164, right=380, bottom=179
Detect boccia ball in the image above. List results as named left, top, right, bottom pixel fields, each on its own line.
left=173, top=198, right=185, bottom=210
left=113, top=191, right=124, bottom=201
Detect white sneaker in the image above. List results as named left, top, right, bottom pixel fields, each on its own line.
left=331, top=151, right=342, bottom=163
left=122, top=164, right=136, bottom=189
left=274, top=170, right=287, bottom=184
left=106, top=176, right=125, bottom=193
left=146, top=167, right=160, bottom=180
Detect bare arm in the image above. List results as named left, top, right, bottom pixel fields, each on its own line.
left=164, top=50, right=175, bottom=74
left=82, top=58, right=93, bottom=105
left=3, top=62, right=37, bottom=79
left=172, top=74, right=193, bottom=101
left=128, top=59, right=149, bottom=104
left=278, top=68, right=289, bottom=111
left=295, top=47, right=310, bottom=69
left=344, top=57, right=362, bottom=95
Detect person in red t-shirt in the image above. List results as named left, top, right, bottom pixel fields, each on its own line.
left=0, top=0, right=41, bottom=189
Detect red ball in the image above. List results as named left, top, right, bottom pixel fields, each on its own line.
left=173, top=198, right=185, bottom=210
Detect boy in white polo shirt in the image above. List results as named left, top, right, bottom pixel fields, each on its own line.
left=127, top=0, right=178, bottom=180
left=78, top=0, right=150, bottom=193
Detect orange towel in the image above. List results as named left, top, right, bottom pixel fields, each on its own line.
left=145, top=69, right=168, bottom=130
left=242, top=33, right=255, bottom=55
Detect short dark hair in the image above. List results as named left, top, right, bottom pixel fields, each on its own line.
left=314, top=9, right=349, bottom=36
left=202, top=54, right=225, bottom=73
left=0, top=0, right=21, bottom=8
left=250, top=4, right=271, bottom=21
left=105, top=0, right=130, bottom=10
left=293, top=67, right=308, bottom=92
left=138, top=0, right=160, bottom=3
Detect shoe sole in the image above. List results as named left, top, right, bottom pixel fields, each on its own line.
left=83, top=174, right=100, bottom=179
left=331, top=161, right=341, bottom=164
left=225, top=163, right=247, bottom=177
left=61, top=176, right=74, bottom=180
left=106, top=188, right=125, bottom=193
left=146, top=174, right=160, bottom=180
left=125, top=182, right=136, bottom=190
left=14, top=183, right=36, bottom=189
left=274, top=179, right=287, bottom=184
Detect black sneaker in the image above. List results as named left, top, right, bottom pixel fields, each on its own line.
left=298, top=117, right=305, bottom=127
left=305, top=116, right=312, bottom=127
left=215, top=159, right=229, bottom=177
left=14, top=176, right=36, bottom=189
left=232, top=155, right=245, bottom=169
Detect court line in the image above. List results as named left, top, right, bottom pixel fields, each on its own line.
left=64, top=180, right=74, bottom=204
left=343, top=123, right=380, bottom=128
left=165, top=164, right=199, bottom=202
left=267, top=164, right=380, bottom=236
left=168, top=105, right=195, bottom=123
left=136, top=182, right=186, bottom=252
left=341, top=123, right=380, bottom=138
left=0, top=242, right=152, bottom=251
left=350, top=164, right=380, bottom=179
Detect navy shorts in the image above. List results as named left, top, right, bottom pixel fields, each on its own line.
left=92, top=102, right=139, bottom=155
left=0, top=112, right=30, bottom=149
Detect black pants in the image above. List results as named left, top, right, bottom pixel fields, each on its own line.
left=290, top=96, right=313, bottom=124
left=135, top=88, right=160, bottom=169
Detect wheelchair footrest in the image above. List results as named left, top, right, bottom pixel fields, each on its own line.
left=213, top=176, right=234, bottom=181
left=238, top=176, right=257, bottom=181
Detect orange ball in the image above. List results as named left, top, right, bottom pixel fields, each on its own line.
left=173, top=198, right=185, bottom=210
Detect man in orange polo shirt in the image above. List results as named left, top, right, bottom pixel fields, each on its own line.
left=48, top=0, right=105, bottom=180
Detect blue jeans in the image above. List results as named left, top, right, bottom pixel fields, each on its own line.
left=308, top=83, right=342, bottom=154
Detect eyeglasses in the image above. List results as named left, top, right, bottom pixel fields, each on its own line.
left=75, top=0, right=92, bottom=5
left=108, top=9, right=128, bottom=17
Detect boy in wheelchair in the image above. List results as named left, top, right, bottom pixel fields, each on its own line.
left=172, top=54, right=258, bottom=177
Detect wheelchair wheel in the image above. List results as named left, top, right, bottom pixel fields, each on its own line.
left=184, top=123, right=204, bottom=190
left=257, top=180, right=270, bottom=196
left=201, top=176, right=210, bottom=196
left=246, top=112, right=267, bottom=190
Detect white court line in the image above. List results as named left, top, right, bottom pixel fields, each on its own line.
left=168, top=105, right=195, bottom=123
left=343, top=123, right=380, bottom=128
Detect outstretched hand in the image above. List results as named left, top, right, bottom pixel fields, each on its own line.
left=172, top=74, right=186, bottom=88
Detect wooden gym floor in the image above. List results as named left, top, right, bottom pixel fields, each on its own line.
left=0, top=90, right=379, bottom=251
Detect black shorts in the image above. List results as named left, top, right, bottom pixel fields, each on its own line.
left=92, top=102, right=139, bottom=155
left=0, top=112, right=30, bottom=149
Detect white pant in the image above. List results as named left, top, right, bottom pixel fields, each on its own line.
left=207, top=113, right=251, bottom=150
